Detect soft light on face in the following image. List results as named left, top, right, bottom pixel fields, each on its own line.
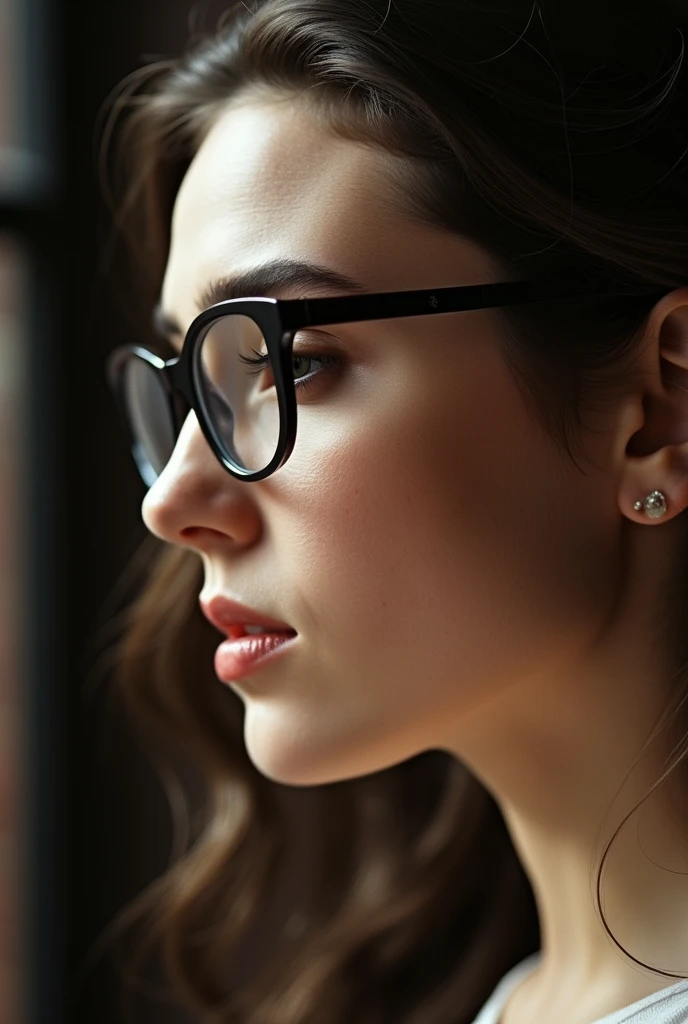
left=141, top=92, right=625, bottom=787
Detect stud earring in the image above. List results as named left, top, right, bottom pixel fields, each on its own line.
left=633, top=490, right=667, bottom=519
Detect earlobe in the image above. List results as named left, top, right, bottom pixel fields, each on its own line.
left=621, top=447, right=688, bottom=526
left=621, top=447, right=688, bottom=523
left=633, top=490, right=668, bottom=519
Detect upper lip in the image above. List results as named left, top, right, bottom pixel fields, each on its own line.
left=200, top=595, right=296, bottom=635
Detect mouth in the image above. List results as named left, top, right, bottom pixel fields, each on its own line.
left=199, top=595, right=296, bottom=637
left=226, top=624, right=298, bottom=640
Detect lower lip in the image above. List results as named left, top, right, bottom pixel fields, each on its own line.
left=214, top=632, right=298, bottom=683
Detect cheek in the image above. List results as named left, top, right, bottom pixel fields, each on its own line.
left=271, top=347, right=621, bottom=734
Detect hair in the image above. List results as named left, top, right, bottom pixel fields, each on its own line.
left=90, top=1, right=688, bottom=1021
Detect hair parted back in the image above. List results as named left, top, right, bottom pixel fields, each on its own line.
left=92, top=1, right=688, bottom=1021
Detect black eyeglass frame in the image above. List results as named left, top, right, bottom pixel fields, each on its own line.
left=106, top=277, right=669, bottom=484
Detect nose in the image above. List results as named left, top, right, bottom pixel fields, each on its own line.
left=141, top=410, right=263, bottom=552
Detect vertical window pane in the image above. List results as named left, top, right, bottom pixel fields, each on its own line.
left=0, top=232, right=26, bottom=1023
left=0, top=0, right=20, bottom=182
left=0, top=0, right=52, bottom=201
left=0, top=0, right=17, bottom=149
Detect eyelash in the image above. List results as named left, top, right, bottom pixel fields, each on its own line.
left=238, top=347, right=343, bottom=393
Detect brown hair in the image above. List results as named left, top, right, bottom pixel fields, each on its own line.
left=92, top=1, right=688, bottom=1021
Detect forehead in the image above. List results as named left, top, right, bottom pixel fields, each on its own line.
left=162, top=94, right=411, bottom=319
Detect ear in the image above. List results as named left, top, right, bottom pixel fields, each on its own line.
left=619, top=286, right=688, bottom=525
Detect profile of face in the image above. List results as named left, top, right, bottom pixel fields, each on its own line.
left=142, top=91, right=658, bottom=789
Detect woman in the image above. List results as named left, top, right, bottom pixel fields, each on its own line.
left=99, top=1, right=688, bottom=1021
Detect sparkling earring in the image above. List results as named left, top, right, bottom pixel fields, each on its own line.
left=633, top=490, right=667, bottom=519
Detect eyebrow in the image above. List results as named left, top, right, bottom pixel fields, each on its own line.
left=152, top=257, right=368, bottom=338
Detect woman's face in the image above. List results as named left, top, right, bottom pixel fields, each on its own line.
left=144, top=93, right=627, bottom=786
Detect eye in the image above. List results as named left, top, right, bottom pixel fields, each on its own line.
left=238, top=347, right=344, bottom=393
left=291, top=351, right=341, bottom=386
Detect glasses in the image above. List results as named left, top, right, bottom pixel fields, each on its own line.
left=105, top=277, right=659, bottom=486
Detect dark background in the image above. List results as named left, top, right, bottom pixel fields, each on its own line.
left=65, top=8, right=214, bottom=1024
left=18, top=2, right=213, bottom=1022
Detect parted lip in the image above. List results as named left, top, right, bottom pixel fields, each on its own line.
left=200, top=595, right=296, bottom=635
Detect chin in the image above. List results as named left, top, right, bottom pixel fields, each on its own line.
left=243, top=710, right=420, bottom=788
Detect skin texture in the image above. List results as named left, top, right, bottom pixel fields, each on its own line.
left=141, top=94, right=688, bottom=1022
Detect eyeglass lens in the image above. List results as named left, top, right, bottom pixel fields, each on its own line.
left=121, top=313, right=282, bottom=483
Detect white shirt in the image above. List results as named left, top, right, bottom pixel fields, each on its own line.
left=470, top=953, right=688, bottom=1024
